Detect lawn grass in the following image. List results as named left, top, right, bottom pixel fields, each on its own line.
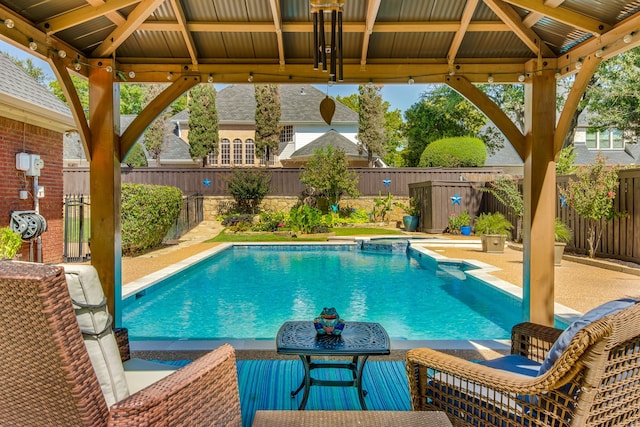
left=208, top=227, right=404, bottom=242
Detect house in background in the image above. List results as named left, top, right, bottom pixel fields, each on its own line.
left=64, top=83, right=375, bottom=168
left=170, top=83, right=369, bottom=167
left=64, top=115, right=199, bottom=168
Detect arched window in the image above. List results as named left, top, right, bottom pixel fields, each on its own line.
left=220, top=139, right=230, bottom=165
left=233, top=138, right=243, bottom=165
left=245, top=139, right=255, bottom=165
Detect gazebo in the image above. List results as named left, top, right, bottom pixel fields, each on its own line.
left=1, top=0, right=639, bottom=326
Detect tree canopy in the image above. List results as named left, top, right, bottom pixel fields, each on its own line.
left=300, top=146, right=359, bottom=208
left=403, top=86, right=486, bottom=166
left=187, top=83, right=219, bottom=166
left=254, top=84, right=281, bottom=161
left=357, top=84, right=386, bottom=167
left=337, top=92, right=405, bottom=166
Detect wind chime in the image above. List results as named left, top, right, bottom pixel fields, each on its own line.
left=311, top=1, right=344, bottom=125
left=310, top=0, right=344, bottom=82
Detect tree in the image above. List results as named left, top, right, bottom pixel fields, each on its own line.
left=582, top=47, right=640, bottom=142
left=6, top=54, right=48, bottom=85
left=338, top=93, right=405, bottom=166
left=123, top=142, right=148, bottom=167
left=254, top=84, right=281, bottom=162
left=358, top=84, right=386, bottom=167
left=300, top=146, right=359, bottom=208
left=119, top=84, right=146, bottom=114
left=403, top=86, right=486, bottom=166
left=188, top=83, right=219, bottom=166
left=50, top=79, right=160, bottom=116
left=143, top=84, right=170, bottom=166
left=560, top=155, right=621, bottom=258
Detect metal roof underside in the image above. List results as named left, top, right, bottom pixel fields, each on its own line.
left=2, top=0, right=640, bottom=84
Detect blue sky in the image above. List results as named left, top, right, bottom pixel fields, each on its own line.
left=0, top=40, right=429, bottom=112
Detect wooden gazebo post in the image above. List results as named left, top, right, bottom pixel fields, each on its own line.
left=522, top=66, right=557, bottom=326
left=88, top=58, right=123, bottom=324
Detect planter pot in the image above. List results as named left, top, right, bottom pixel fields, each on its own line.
left=403, top=215, right=419, bottom=232
left=554, top=242, right=566, bottom=266
left=480, top=234, right=506, bottom=253
left=460, top=225, right=472, bottom=236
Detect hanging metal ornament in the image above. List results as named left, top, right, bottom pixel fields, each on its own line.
left=320, top=96, right=336, bottom=125
left=311, top=1, right=344, bottom=82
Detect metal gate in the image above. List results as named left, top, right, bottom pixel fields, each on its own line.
left=63, top=194, right=91, bottom=262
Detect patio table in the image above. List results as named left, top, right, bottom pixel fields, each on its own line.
left=252, top=410, right=453, bottom=426
left=276, top=321, right=390, bottom=410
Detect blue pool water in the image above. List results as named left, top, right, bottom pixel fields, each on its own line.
left=122, top=244, right=524, bottom=340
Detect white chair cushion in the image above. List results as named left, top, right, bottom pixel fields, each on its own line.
left=538, top=298, right=638, bottom=376
left=62, top=264, right=130, bottom=407
left=123, top=359, right=179, bottom=395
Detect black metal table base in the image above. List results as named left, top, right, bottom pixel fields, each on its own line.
left=291, top=355, right=370, bottom=410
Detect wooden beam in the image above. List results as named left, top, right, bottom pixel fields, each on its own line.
left=93, top=0, right=165, bottom=57
left=137, top=20, right=511, bottom=34
left=445, top=75, right=526, bottom=160
left=0, top=4, right=88, bottom=67
left=269, top=0, right=286, bottom=70
left=40, top=0, right=138, bottom=34
left=48, top=56, right=92, bottom=159
left=484, top=0, right=555, bottom=57
left=556, top=12, right=640, bottom=74
left=169, top=0, right=199, bottom=67
left=522, top=67, right=557, bottom=326
left=522, top=0, right=566, bottom=27
left=554, top=54, right=601, bottom=156
left=88, top=58, right=122, bottom=322
left=503, top=0, right=609, bottom=35
left=447, top=0, right=479, bottom=66
left=360, top=0, right=382, bottom=68
left=120, top=75, right=201, bottom=160
left=86, top=0, right=127, bottom=26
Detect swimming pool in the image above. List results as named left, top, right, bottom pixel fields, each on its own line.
left=122, top=243, right=532, bottom=341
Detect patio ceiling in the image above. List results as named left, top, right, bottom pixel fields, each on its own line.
left=1, top=0, right=640, bottom=85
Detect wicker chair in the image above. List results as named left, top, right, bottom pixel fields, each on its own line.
left=0, top=261, right=242, bottom=426
left=406, top=301, right=640, bottom=427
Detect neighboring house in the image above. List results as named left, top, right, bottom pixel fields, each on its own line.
left=65, top=83, right=367, bottom=168
left=64, top=115, right=199, bottom=168
left=164, top=84, right=369, bottom=167
left=486, top=119, right=640, bottom=174
left=0, top=52, right=75, bottom=263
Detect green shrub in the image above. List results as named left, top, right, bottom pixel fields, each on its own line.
left=300, top=146, right=359, bottom=209
left=473, top=212, right=512, bottom=237
left=288, top=205, right=324, bottom=234
left=225, top=169, right=271, bottom=214
left=0, top=227, right=22, bottom=259
left=121, top=183, right=183, bottom=255
left=221, top=214, right=254, bottom=229
left=447, top=210, right=471, bottom=234
left=554, top=218, right=572, bottom=243
left=251, top=211, right=287, bottom=232
left=419, top=136, right=486, bottom=167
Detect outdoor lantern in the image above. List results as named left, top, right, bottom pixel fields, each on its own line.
left=310, top=0, right=344, bottom=82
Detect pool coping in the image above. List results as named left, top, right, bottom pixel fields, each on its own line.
left=123, top=238, right=581, bottom=354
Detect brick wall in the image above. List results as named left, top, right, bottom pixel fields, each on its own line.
left=0, top=117, right=64, bottom=263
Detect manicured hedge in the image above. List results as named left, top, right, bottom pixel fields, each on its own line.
left=121, top=183, right=183, bottom=255
left=419, top=136, right=487, bottom=167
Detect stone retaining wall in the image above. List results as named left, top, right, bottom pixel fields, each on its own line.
left=203, top=195, right=413, bottom=223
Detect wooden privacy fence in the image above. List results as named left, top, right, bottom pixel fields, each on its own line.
left=63, top=167, right=503, bottom=196
left=481, top=168, right=640, bottom=265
